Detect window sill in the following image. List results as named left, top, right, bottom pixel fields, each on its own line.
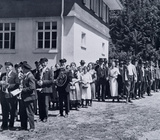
left=81, top=46, right=87, bottom=50
left=33, top=49, right=58, bottom=54
left=0, top=49, right=16, bottom=54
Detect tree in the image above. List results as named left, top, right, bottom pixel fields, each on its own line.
left=109, top=0, right=160, bottom=61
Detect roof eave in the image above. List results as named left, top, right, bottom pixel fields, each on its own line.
left=103, top=0, right=123, bottom=10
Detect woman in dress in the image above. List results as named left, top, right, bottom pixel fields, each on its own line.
left=80, top=66, right=92, bottom=107
left=109, top=61, right=120, bottom=102
left=88, top=62, right=97, bottom=106
left=69, top=62, right=80, bottom=110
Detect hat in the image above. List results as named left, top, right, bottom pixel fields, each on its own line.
left=22, top=62, right=32, bottom=70
left=40, top=58, right=48, bottom=64
left=59, top=58, right=67, bottom=63
left=14, top=63, right=21, bottom=69
left=99, top=58, right=104, bottom=63
left=35, top=61, right=39, bottom=65
left=0, top=64, right=3, bottom=69
left=80, top=60, right=85, bottom=64
left=4, top=62, right=13, bottom=67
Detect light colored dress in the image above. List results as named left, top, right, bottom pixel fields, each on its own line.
left=88, top=69, right=97, bottom=99
left=80, top=72, right=92, bottom=100
left=109, top=67, right=120, bottom=97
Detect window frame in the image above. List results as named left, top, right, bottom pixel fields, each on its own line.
left=0, top=22, right=16, bottom=50
left=36, top=21, right=58, bottom=50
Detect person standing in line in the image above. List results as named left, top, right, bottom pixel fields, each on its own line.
left=155, top=62, right=160, bottom=92
left=136, top=59, right=143, bottom=98
left=88, top=62, right=97, bottom=106
left=19, top=62, right=37, bottom=132
left=118, top=60, right=125, bottom=99
left=109, top=61, right=120, bottom=102
left=104, top=58, right=110, bottom=99
left=55, top=59, right=72, bottom=117
left=80, top=66, right=92, bottom=107
left=69, top=62, right=80, bottom=110
left=37, top=58, right=53, bottom=122
left=96, top=58, right=106, bottom=102
left=0, top=62, right=19, bottom=131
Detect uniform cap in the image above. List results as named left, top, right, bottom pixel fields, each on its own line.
left=4, top=62, right=13, bottom=67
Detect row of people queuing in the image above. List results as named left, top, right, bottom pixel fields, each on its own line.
left=0, top=58, right=102, bottom=132
left=0, top=56, right=160, bottom=132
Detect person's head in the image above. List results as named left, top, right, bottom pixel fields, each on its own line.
left=55, top=63, right=60, bottom=70
left=88, top=62, right=93, bottom=70
left=40, top=58, right=48, bottom=68
left=70, top=62, right=76, bottom=70
left=35, top=61, right=40, bottom=69
left=99, top=58, right=104, bottom=66
left=59, top=58, right=67, bottom=67
left=22, top=62, right=32, bottom=73
left=78, top=66, right=83, bottom=73
left=4, top=62, right=13, bottom=73
left=83, top=66, right=88, bottom=74
left=80, top=60, right=85, bottom=66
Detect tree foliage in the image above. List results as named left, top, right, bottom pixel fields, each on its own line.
left=109, top=0, right=160, bottom=61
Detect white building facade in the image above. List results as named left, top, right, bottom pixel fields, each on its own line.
left=0, top=0, right=122, bottom=67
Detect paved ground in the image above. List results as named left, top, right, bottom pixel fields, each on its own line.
left=1, top=91, right=160, bottom=140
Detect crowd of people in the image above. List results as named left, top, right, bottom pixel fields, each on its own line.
left=0, top=56, right=160, bottom=132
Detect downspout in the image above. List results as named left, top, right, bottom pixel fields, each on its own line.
left=61, top=0, right=64, bottom=59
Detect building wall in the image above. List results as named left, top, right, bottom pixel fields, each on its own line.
left=73, top=17, right=109, bottom=65
left=0, top=17, right=62, bottom=68
left=63, top=17, right=75, bottom=64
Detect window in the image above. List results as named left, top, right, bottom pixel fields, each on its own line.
left=81, top=32, right=86, bottom=48
left=83, top=0, right=110, bottom=23
left=102, top=43, right=105, bottom=56
left=37, top=21, right=57, bottom=49
left=0, top=23, right=15, bottom=49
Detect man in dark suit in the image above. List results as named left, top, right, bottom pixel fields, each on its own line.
left=37, top=58, right=53, bottom=122
left=55, top=59, right=72, bottom=117
left=19, top=62, right=37, bottom=132
left=96, top=58, right=106, bottom=102
left=0, top=62, right=19, bottom=131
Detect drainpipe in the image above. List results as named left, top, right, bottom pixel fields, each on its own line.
left=61, top=0, right=64, bottom=59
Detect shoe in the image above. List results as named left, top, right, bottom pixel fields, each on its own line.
left=57, top=114, right=64, bottom=117
left=64, top=114, right=68, bottom=118
left=0, top=127, right=8, bottom=132
left=142, top=96, right=145, bottom=98
left=19, top=127, right=28, bottom=131
left=128, top=100, right=133, bottom=103
left=148, top=94, right=152, bottom=96
left=28, top=128, right=35, bottom=132
left=102, top=99, right=105, bottom=102
left=42, top=118, right=47, bottom=123
left=8, top=126, right=15, bottom=130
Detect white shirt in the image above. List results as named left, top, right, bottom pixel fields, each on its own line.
left=127, top=63, right=134, bottom=76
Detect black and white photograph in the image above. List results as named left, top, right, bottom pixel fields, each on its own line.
left=0, top=0, right=160, bottom=139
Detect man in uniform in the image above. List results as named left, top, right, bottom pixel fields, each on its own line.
left=0, top=62, right=19, bottom=131
left=37, top=58, right=53, bottom=122
left=55, top=59, right=72, bottom=117
left=19, top=62, right=37, bottom=131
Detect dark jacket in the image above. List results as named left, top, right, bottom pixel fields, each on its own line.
left=21, top=71, right=37, bottom=102
left=1, top=71, right=19, bottom=98
left=137, top=66, right=143, bottom=82
left=41, top=67, right=53, bottom=93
